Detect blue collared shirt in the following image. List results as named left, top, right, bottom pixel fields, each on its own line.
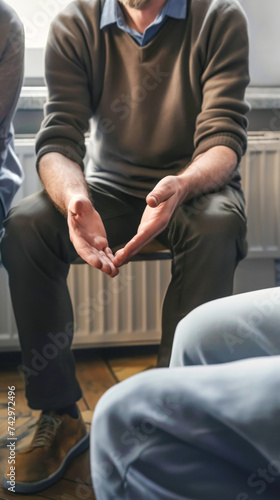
left=100, top=0, right=187, bottom=46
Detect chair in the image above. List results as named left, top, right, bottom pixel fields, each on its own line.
left=73, top=240, right=172, bottom=264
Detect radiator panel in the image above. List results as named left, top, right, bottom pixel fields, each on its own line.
left=241, top=133, right=280, bottom=257
left=68, top=260, right=170, bottom=347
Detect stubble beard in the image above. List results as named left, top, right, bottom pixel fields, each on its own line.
left=118, top=0, right=151, bottom=9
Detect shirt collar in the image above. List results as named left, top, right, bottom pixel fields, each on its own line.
left=100, top=0, right=187, bottom=30
left=164, top=0, right=187, bottom=20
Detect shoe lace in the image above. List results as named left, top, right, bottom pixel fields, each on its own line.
left=32, top=413, right=62, bottom=448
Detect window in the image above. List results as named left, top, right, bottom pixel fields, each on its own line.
left=7, top=0, right=72, bottom=83
left=240, top=0, right=280, bottom=86
left=7, top=0, right=280, bottom=87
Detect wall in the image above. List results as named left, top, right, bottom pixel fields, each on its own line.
left=241, top=0, right=280, bottom=86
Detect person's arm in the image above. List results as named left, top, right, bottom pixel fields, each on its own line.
left=113, top=146, right=237, bottom=265
left=39, top=153, right=118, bottom=277
left=39, top=153, right=89, bottom=216
left=0, top=3, right=24, bottom=220
left=36, top=4, right=117, bottom=276
left=113, top=1, right=250, bottom=266
left=0, top=6, right=24, bottom=133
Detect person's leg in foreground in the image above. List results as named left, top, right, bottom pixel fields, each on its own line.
left=91, top=288, right=280, bottom=500
left=170, top=286, right=280, bottom=367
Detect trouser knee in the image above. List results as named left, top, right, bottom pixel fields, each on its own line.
left=170, top=199, right=247, bottom=261
left=170, top=305, right=217, bottom=366
left=2, top=207, right=33, bottom=270
left=2, top=192, right=73, bottom=272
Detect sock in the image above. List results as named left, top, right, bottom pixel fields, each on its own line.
left=43, top=404, right=79, bottom=419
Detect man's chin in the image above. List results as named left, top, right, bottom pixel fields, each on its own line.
left=118, top=0, right=151, bottom=9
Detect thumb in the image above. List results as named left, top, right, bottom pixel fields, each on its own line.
left=146, top=179, right=174, bottom=208
left=70, top=199, right=83, bottom=215
left=146, top=192, right=159, bottom=208
left=68, top=195, right=90, bottom=216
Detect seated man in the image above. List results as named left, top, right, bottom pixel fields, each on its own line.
left=2, top=0, right=249, bottom=493
left=91, top=287, right=280, bottom=500
left=0, top=0, right=24, bottom=243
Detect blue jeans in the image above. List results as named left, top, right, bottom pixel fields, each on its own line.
left=91, top=288, right=280, bottom=500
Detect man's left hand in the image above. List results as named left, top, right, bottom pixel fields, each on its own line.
left=113, top=176, right=185, bottom=267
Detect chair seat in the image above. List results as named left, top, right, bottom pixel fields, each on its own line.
left=73, top=240, right=172, bottom=264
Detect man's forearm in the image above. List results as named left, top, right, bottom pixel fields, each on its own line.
left=38, top=152, right=89, bottom=216
left=177, top=146, right=238, bottom=203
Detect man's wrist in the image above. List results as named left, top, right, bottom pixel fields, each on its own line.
left=175, top=174, right=190, bottom=204
left=177, top=145, right=238, bottom=202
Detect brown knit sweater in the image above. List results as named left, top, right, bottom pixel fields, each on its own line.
left=36, top=0, right=250, bottom=197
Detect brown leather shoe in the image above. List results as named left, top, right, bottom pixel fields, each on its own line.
left=2, top=410, right=89, bottom=494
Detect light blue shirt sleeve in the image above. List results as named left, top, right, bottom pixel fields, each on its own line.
left=101, top=0, right=187, bottom=46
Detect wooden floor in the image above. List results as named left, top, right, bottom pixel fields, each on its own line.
left=0, top=346, right=158, bottom=500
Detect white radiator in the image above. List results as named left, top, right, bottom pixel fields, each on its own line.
left=0, top=132, right=280, bottom=350
left=240, top=132, right=280, bottom=258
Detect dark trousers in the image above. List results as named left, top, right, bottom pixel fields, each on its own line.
left=0, top=199, right=5, bottom=231
left=2, top=182, right=247, bottom=410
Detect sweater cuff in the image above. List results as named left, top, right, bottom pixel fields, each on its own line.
left=36, top=144, right=85, bottom=172
left=192, top=133, right=246, bottom=164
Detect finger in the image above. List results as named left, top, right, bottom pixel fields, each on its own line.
left=113, top=232, right=153, bottom=266
left=113, top=221, right=164, bottom=265
left=104, top=247, right=114, bottom=260
left=146, top=180, right=175, bottom=207
left=74, top=241, right=107, bottom=271
left=108, top=265, right=119, bottom=278
left=85, top=251, right=118, bottom=276
left=93, top=236, right=110, bottom=252
left=81, top=251, right=103, bottom=269
left=98, top=250, right=119, bottom=277
left=105, top=249, right=119, bottom=270
left=112, top=248, right=126, bottom=267
left=101, top=257, right=119, bottom=277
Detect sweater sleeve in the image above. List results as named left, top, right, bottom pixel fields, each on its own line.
left=0, top=6, right=24, bottom=137
left=192, top=0, right=250, bottom=163
left=0, top=1, right=24, bottom=217
left=35, top=2, right=97, bottom=171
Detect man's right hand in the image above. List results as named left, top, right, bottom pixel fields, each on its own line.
left=67, top=194, right=119, bottom=277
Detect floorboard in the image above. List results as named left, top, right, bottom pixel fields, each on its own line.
left=75, top=355, right=117, bottom=411
left=107, top=352, right=157, bottom=382
left=0, top=346, right=158, bottom=499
